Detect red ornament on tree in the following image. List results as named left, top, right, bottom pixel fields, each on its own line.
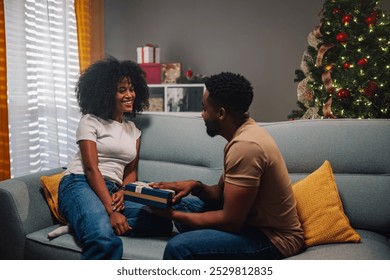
left=365, top=15, right=377, bottom=26
left=341, top=14, right=353, bottom=25
left=370, top=9, right=381, bottom=19
left=363, top=81, right=378, bottom=97
left=357, top=57, right=368, bottom=66
left=336, top=32, right=348, bottom=44
left=343, top=62, right=352, bottom=69
left=332, top=8, right=342, bottom=15
left=337, top=89, right=351, bottom=99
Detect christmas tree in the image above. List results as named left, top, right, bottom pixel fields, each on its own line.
left=289, top=0, right=390, bottom=119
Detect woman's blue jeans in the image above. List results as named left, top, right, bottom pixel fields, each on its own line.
left=58, top=174, right=173, bottom=260
left=164, top=196, right=283, bottom=260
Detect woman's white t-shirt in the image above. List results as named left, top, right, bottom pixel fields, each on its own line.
left=64, top=114, right=141, bottom=185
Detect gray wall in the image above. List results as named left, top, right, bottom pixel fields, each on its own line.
left=104, top=0, right=390, bottom=122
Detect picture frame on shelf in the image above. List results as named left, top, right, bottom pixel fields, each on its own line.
left=146, top=84, right=205, bottom=115
left=147, top=86, right=164, bottom=112
left=166, top=85, right=203, bottom=112
left=161, top=62, right=181, bottom=83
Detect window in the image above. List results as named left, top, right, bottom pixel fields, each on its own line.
left=4, top=0, right=80, bottom=177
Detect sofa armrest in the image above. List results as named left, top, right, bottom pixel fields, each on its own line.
left=0, top=168, right=64, bottom=259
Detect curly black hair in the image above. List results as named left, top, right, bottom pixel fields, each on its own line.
left=76, top=56, right=149, bottom=119
left=205, top=72, right=253, bottom=117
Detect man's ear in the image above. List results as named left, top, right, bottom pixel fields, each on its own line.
left=218, top=107, right=226, bottom=120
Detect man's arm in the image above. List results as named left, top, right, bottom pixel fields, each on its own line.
left=150, top=179, right=223, bottom=204
left=192, top=175, right=224, bottom=202
left=160, top=181, right=258, bottom=233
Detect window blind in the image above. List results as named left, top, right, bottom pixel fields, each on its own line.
left=4, top=0, right=80, bottom=177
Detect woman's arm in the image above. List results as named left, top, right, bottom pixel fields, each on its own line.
left=79, top=140, right=113, bottom=214
left=111, top=138, right=140, bottom=212
left=122, top=138, right=140, bottom=186
left=79, top=140, right=131, bottom=235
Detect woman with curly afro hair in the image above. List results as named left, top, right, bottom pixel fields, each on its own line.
left=58, top=57, right=173, bottom=259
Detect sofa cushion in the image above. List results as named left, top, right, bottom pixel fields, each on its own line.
left=287, top=230, right=390, bottom=260
left=25, top=225, right=82, bottom=259
left=26, top=224, right=175, bottom=260
left=40, top=172, right=66, bottom=224
left=292, top=160, right=361, bottom=247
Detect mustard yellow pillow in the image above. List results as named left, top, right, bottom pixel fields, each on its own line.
left=41, top=172, right=67, bottom=224
left=292, top=160, right=361, bottom=247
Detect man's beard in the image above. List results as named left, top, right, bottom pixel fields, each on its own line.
left=205, top=119, right=220, bottom=137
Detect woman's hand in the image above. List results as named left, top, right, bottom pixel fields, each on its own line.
left=109, top=189, right=130, bottom=235
left=150, top=180, right=198, bottom=204
left=111, top=189, right=125, bottom=212
left=109, top=211, right=132, bottom=236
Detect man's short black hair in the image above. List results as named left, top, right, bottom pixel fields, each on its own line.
left=76, top=56, right=149, bottom=120
left=205, top=72, right=253, bottom=117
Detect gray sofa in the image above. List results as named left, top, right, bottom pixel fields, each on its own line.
left=0, top=114, right=389, bottom=260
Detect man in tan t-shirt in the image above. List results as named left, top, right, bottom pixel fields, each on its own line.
left=151, top=72, right=304, bottom=259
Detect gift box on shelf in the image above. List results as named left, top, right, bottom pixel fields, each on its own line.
left=124, top=181, right=174, bottom=209
left=140, top=63, right=161, bottom=84
left=137, top=44, right=160, bottom=64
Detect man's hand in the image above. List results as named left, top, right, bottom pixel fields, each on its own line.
left=150, top=180, right=198, bottom=204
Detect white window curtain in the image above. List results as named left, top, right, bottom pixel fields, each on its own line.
left=4, top=0, right=81, bottom=178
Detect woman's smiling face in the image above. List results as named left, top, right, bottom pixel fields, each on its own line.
left=112, top=77, right=135, bottom=122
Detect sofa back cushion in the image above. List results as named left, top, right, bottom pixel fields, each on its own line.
left=134, top=115, right=390, bottom=235
left=133, top=114, right=225, bottom=185
left=262, top=119, right=390, bottom=235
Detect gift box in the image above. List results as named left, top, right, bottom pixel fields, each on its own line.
left=140, top=63, right=161, bottom=84
left=124, top=181, right=174, bottom=209
left=137, top=44, right=160, bottom=64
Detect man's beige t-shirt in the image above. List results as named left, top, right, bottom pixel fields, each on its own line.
left=222, top=118, right=304, bottom=257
